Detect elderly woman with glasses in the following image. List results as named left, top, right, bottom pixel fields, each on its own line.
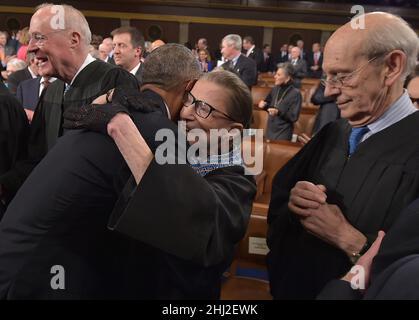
left=64, top=69, right=256, bottom=299
left=258, top=62, right=302, bottom=140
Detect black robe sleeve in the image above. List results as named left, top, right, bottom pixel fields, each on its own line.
left=0, top=63, right=138, bottom=199
left=0, top=93, right=29, bottom=204
left=109, top=163, right=256, bottom=267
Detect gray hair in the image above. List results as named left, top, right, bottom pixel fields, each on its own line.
left=276, top=62, right=295, bottom=79
left=7, top=58, right=27, bottom=70
left=35, top=3, right=92, bottom=46
left=200, top=70, right=252, bottom=129
left=142, top=43, right=202, bottom=91
left=361, top=12, right=419, bottom=81
left=222, top=34, right=242, bottom=51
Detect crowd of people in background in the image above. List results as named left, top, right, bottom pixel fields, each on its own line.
left=1, top=3, right=419, bottom=301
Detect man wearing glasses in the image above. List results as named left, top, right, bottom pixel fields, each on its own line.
left=267, top=12, right=419, bottom=299
left=0, top=3, right=138, bottom=205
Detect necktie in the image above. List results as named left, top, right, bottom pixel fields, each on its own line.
left=292, top=60, right=297, bottom=65
left=42, top=79, right=50, bottom=90
left=314, top=53, right=318, bottom=65
left=348, top=126, right=369, bottom=155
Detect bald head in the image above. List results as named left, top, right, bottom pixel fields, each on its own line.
left=151, top=39, right=165, bottom=51
left=325, top=12, right=418, bottom=80
left=33, top=4, right=91, bottom=47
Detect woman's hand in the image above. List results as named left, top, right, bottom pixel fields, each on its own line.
left=267, top=108, right=279, bottom=116
left=258, top=100, right=267, bottom=109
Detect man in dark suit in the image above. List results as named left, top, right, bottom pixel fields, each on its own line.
left=0, top=43, right=206, bottom=299
left=220, top=34, right=257, bottom=88
left=289, top=46, right=307, bottom=88
left=297, top=39, right=307, bottom=61
left=7, top=52, right=38, bottom=95
left=243, top=36, right=264, bottom=72
left=307, top=43, right=323, bottom=79
left=111, top=26, right=144, bottom=84
left=276, top=43, right=289, bottom=65
left=0, top=4, right=138, bottom=205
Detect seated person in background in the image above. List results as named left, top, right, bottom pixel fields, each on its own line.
left=258, top=62, right=302, bottom=141
left=407, top=74, right=419, bottom=108
left=197, top=48, right=213, bottom=72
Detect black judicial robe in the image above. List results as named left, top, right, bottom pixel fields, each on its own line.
left=0, top=91, right=29, bottom=205
left=0, top=98, right=255, bottom=299
left=318, top=198, right=419, bottom=300
left=267, top=111, right=419, bottom=299
left=0, top=60, right=138, bottom=198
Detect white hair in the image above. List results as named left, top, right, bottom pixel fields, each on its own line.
left=35, top=3, right=92, bottom=46
left=7, top=58, right=27, bottom=70
left=223, top=34, right=242, bottom=51
left=362, top=12, right=419, bottom=81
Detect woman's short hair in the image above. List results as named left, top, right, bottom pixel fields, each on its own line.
left=200, top=69, right=253, bottom=129
left=276, top=62, right=295, bottom=79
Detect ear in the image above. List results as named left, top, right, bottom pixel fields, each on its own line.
left=383, top=50, right=406, bottom=86
left=136, top=47, right=142, bottom=58
left=70, top=31, right=81, bottom=48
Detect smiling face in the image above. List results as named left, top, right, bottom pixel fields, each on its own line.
left=322, top=28, right=388, bottom=125
left=180, top=79, right=234, bottom=134
left=28, top=7, right=72, bottom=78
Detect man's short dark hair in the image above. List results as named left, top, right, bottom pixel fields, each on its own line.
left=111, top=26, right=145, bottom=50
left=243, top=36, right=255, bottom=45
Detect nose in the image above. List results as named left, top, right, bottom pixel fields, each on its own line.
left=323, top=82, right=340, bottom=98
left=27, top=39, right=39, bottom=53
left=180, top=104, right=195, bottom=121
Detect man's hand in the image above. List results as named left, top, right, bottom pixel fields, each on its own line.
left=342, top=231, right=385, bottom=287
left=288, top=181, right=327, bottom=217
left=300, top=203, right=367, bottom=255
left=297, top=133, right=312, bottom=145
left=267, top=108, right=279, bottom=116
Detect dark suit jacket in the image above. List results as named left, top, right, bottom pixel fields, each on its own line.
left=7, top=68, right=33, bottom=95
left=221, top=54, right=257, bottom=88
left=307, top=52, right=323, bottom=79
left=318, top=197, right=419, bottom=300
left=134, top=63, right=143, bottom=85
left=0, top=60, right=138, bottom=202
left=0, top=89, right=256, bottom=299
left=290, top=58, right=307, bottom=88
left=16, top=77, right=41, bottom=111
left=246, top=47, right=264, bottom=72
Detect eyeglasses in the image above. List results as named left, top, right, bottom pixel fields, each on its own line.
left=184, top=91, right=236, bottom=121
left=321, top=56, right=379, bottom=89
left=29, top=29, right=67, bottom=47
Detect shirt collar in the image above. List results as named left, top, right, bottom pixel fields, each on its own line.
left=246, top=45, right=255, bottom=57
left=130, top=61, right=142, bottom=75
left=28, top=66, right=38, bottom=79
left=68, top=54, right=96, bottom=86
left=231, top=53, right=241, bottom=66
left=363, top=90, right=417, bottom=140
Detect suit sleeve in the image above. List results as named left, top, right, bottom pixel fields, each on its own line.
left=241, top=59, right=258, bottom=87
left=109, top=163, right=256, bottom=267
left=317, top=279, right=362, bottom=300
left=16, top=83, right=23, bottom=105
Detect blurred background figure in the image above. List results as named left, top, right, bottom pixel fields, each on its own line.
left=258, top=62, right=302, bottom=140
left=197, top=48, right=213, bottom=72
